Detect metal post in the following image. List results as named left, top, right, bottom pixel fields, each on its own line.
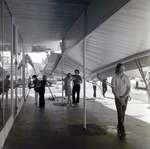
left=83, top=37, right=86, bottom=129
left=83, top=10, right=87, bottom=130
left=2, top=0, right=5, bottom=125
left=135, top=58, right=150, bottom=109
left=22, top=45, right=25, bottom=101
left=15, top=26, right=18, bottom=111
left=11, top=16, right=14, bottom=113
left=62, top=55, right=64, bottom=104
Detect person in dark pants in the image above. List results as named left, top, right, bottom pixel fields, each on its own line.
left=135, top=81, right=139, bottom=90
left=38, top=75, right=47, bottom=108
left=72, top=69, right=82, bottom=106
left=102, top=78, right=107, bottom=97
left=92, top=78, right=97, bottom=98
left=4, top=75, right=11, bottom=106
left=111, top=63, right=131, bottom=140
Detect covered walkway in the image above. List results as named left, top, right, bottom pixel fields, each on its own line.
left=1, top=0, right=150, bottom=148
left=2, top=88, right=150, bottom=149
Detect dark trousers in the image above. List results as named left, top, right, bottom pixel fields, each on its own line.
left=39, top=93, right=45, bottom=107
left=93, top=86, right=96, bottom=97
left=115, top=97, right=128, bottom=134
left=102, top=84, right=107, bottom=97
left=72, top=84, right=80, bottom=103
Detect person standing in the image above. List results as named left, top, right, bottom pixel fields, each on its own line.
left=72, top=69, right=82, bottom=105
left=92, top=78, right=97, bottom=98
left=147, top=78, right=150, bottom=108
left=102, top=78, right=107, bottom=97
left=38, top=75, right=47, bottom=108
left=135, top=80, right=139, bottom=90
left=63, top=73, right=74, bottom=107
left=28, top=76, right=32, bottom=89
left=32, top=75, right=39, bottom=105
left=111, top=63, right=131, bottom=140
left=4, top=75, right=11, bottom=105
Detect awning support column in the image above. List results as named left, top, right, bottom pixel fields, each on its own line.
left=62, top=55, right=64, bottom=104
left=83, top=10, right=87, bottom=129
left=83, top=37, right=87, bottom=129
left=134, top=58, right=150, bottom=108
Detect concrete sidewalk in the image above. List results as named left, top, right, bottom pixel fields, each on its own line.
left=28, top=84, right=150, bottom=124
left=84, top=82, right=150, bottom=124
left=2, top=94, right=150, bottom=149
left=94, top=92, right=150, bottom=124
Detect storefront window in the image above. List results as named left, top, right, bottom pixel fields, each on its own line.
left=17, top=33, right=24, bottom=101
left=2, top=0, right=12, bottom=126
left=0, top=0, right=3, bottom=130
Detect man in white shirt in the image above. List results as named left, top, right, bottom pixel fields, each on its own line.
left=111, top=63, right=131, bottom=140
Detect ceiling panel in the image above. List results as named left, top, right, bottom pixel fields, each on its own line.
left=5, top=0, right=93, bottom=51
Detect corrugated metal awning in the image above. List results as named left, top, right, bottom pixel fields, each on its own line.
left=51, top=0, right=150, bottom=78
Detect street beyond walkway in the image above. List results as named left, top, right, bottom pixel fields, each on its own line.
left=29, top=81, right=150, bottom=124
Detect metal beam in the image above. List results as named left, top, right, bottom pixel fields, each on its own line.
left=90, top=50, right=150, bottom=78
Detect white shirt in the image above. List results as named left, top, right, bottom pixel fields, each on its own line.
left=92, top=78, right=97, bottom=86
left=111, top=74, right=131, bottom=96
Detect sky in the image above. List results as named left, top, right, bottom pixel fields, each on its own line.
left=28, top=52, right=47, bottom=63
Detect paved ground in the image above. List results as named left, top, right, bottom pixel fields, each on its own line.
left=30, top=82, right=150, bottom=124
left=2, top=94, right=150, bottom=149
left=2, top=82, right=150, bottom=149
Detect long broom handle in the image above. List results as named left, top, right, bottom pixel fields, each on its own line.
left=46, top=81, right=55, bottom=100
